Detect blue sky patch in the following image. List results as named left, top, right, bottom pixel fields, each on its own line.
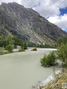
left=60, top=8, right=67, bottom=15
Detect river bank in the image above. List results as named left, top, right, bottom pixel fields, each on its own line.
left=36, top=69, right=62, bottom=89
left=39, top=68, right=67, bottom=89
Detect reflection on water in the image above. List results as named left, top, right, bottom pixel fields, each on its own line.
left=0, top=48, right=60, bottom=89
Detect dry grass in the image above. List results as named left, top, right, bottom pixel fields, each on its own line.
left=42, top=68, right=67, bottom=89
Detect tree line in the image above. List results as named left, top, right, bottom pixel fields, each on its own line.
left=0, top=34, right=52, bottom=48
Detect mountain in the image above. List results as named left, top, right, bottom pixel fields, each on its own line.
left=0, top=2, right=67, bottom=46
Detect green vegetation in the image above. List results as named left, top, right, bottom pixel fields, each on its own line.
left=4, top=50, right=9, bottom=54
left=23, top=42, right=28, bottom=49
left=18, top=47, right=25, bottom=52
left=56, top=36, right=67, bottom=47
left=0, top=34, right=28, bottom=48
left=20, top=41, right=27, bottom=50
left=28, top=41, right=53, bottom=48
left=56, top=36, right=67, bottom=67
left=0, top=34, right=53, bottom=49
left=36, top=43, right=53, bottom=48
left=0, top=48, right=4, bottom=55
left=5, top=44, right=13, bottom=53
left=0, top=34, right=12, bottom=47
left=42, top=69, right=67, bottom=89
left=40, top=51, right=56, bottom=67
left=0, top=34, right=28, bottom=54
left=40, top=36, right=67, bottom=67
left=41, top=37, right=67, bottom=89
left=31, top=47, right=37, bottom=51
left=12, top=37, right=27, bottom=49
left=57, top=46, right=67, bottom=67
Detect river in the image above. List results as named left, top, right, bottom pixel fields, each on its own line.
left=0, top=48, right=60, bottom=89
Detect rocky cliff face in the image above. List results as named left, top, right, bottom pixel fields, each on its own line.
left=0, top=2, right=67, bottom=45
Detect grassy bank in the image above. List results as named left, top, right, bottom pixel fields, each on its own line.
left=41, top=68, right=67, bottom=89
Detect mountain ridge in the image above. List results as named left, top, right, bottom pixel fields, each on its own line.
left=0, top=2, right=67, bottom=45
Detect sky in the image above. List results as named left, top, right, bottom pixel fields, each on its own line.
left=0, top=0, right=67, bottom=31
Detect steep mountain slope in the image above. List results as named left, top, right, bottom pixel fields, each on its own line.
left=0, top=2, right=67, bottom=45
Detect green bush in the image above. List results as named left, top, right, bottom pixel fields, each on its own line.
left=31, top=47, right=37, bottom=51
left=5, top=45, right=13, bottom=53
left=24, top=42, right=28, bottom=49
left=18, top=48, right=25, bottom=52
left=0, top=48, right=4, bottom=55
left=40, top=51, right=56, bottom=67
left=57, top=36, right=67, bottom=46
left=57, top=43, right=67, bottom=67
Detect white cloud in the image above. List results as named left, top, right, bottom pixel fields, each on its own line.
left=17, top=0, right=21, bottom=4
left=21, top=0, right=67, bottom=31
left=59, top=0, right=67, bottom=8
left=21, top=0, right=40, bottom=8
left=48, top=14, right=67, bottom=30
left=21, top=0, right=67, bottom=17
left=33, top=1, right=60, bottom=17
left=0, top=0, right=21, bottom=4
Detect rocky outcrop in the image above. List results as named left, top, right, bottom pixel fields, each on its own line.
left=0, top=2, right=67, bottom=45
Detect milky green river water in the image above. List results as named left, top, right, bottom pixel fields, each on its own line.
left=0, top=48, right=60, bottom=89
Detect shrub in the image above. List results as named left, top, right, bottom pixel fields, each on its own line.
left=5, top=44, right=13, bottom=53
left=57, top=43, right=67, bottom=67
left=18, top=48, right=25, bottom=52
left=4, top=50, right=9, bottom=54
left=57, top=36, right=67, bottom=46
left=31, top=47, right=37, bottom=51
left=24, top=42, right=28, bottom=49
left=40, top=51, right=56, bottom=67
left=0, top=48, right=4, bottom=55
